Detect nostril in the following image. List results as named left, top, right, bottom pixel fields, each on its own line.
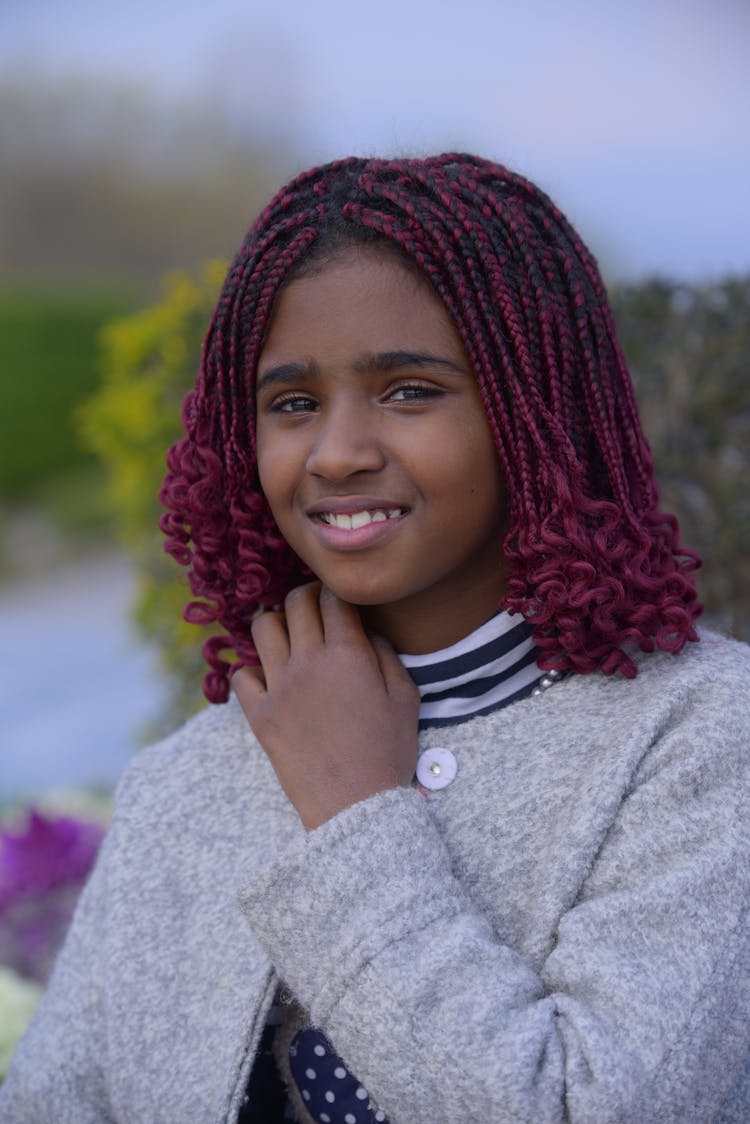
left=305, top=431, right=386, bottom=479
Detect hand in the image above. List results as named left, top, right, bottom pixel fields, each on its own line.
left=233, top=583, right=420, bottom=829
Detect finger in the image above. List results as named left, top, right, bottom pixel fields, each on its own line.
left=283, top=582, right=325, bottom=652
left=251, top=610, right=290, bottom=687
left=369, top=632, right=420, bottom=699
left=232, top=665, right=268, bottom=711
left=318, top=585, right=369, bottom=645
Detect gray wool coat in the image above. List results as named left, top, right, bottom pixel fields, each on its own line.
left=1, top=629, right=749, bottom=1123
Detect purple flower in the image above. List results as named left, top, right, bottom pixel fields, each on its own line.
left=0, top=811, right=105, bottom=983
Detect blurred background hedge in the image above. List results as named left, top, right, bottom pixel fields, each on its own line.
left=0, top=76, right=282, bottom=583
left=0, top=286, right=136, bottom=568
left=75, top=270, right=750, bottom=726
left=2, top=77, right=747, bottom=736
left=77, top=264, right=227, bottom=728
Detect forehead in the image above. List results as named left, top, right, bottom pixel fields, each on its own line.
left=258, top=250, right=465, bottom=367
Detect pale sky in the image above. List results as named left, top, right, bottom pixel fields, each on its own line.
left=3, top=0, right=750, bottom=279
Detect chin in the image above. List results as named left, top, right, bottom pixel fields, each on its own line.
left=322, top=581, right=398, bottom=608
left=334, top=590, right=391, bottom=608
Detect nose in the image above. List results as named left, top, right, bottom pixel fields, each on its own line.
left=305, top=399, right=386, bottom=480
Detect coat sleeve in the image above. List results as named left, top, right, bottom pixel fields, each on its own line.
left=0, top=812, right=118, bottom=1122
left=239, top=676, right=750, bottom=1124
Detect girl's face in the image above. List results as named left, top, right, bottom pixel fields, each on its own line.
left=255, top=250, right=507, bottom=653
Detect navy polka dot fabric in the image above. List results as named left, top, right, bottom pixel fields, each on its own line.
left=289, top=1027, right=389, bottom=1123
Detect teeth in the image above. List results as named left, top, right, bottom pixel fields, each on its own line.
left=320, top=508, right=404, bottom=529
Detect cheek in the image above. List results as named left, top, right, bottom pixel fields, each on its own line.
left=256, top=430, right=293, bottom=507
left=460, top=454, right=506, bottom=536
left=441, top=426, right=504, bottom=505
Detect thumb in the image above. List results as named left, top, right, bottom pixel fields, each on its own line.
left=369, top=633, right=420, bottom=702
left=232, top=664, right=267, bottom=711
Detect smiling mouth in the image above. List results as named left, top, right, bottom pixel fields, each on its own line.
left=316, top=508, right=406, bottom=530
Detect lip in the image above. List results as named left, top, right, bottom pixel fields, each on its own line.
left=306, top=495, right=409, bottom=517
left=306, top=497, right=409, bottom=551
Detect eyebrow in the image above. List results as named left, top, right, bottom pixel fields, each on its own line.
left=255, top=350, right=466, bottom=395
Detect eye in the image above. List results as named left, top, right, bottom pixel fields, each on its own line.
left=268, top=392, right=318, bottom=414
left=387, top=382, right=443, bottom=402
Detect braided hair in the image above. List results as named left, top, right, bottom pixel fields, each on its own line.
left=159, top=153, right=701, bottom=703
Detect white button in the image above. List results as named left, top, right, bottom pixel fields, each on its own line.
left=416, top=747, right=457, bottom=790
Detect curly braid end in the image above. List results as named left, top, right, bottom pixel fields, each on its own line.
left=159, top=154, right=701, bottom=703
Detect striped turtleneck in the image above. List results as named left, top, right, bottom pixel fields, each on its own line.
left=241, top=610, right=546, bottom=1124
left=399, top=610, right=543, bottom=729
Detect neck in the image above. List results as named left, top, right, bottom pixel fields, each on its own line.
left=359, top=564, right=507, bottom=654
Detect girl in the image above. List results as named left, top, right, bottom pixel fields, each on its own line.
left=2, top=154, right=748, bottom=1123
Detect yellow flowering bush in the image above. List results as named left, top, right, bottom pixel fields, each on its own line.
left=80, top=268, right=750, bottom=734
left=78, top=262, right=226, bottom=728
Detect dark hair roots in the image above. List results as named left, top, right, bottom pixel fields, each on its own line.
left=159, top=154, right=701, bottom=702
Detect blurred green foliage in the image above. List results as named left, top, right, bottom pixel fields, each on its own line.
left=0, top=287, right=135, bottom=501
left=80, top=269, right=750, bottom=730
left=78, top=263, right=227, bottom=727
left=0, top=76, right=283, bottom=575
left=610, top=279, right=750, bottom=641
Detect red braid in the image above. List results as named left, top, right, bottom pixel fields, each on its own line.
left=159, top=154, right=701, bottom=702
